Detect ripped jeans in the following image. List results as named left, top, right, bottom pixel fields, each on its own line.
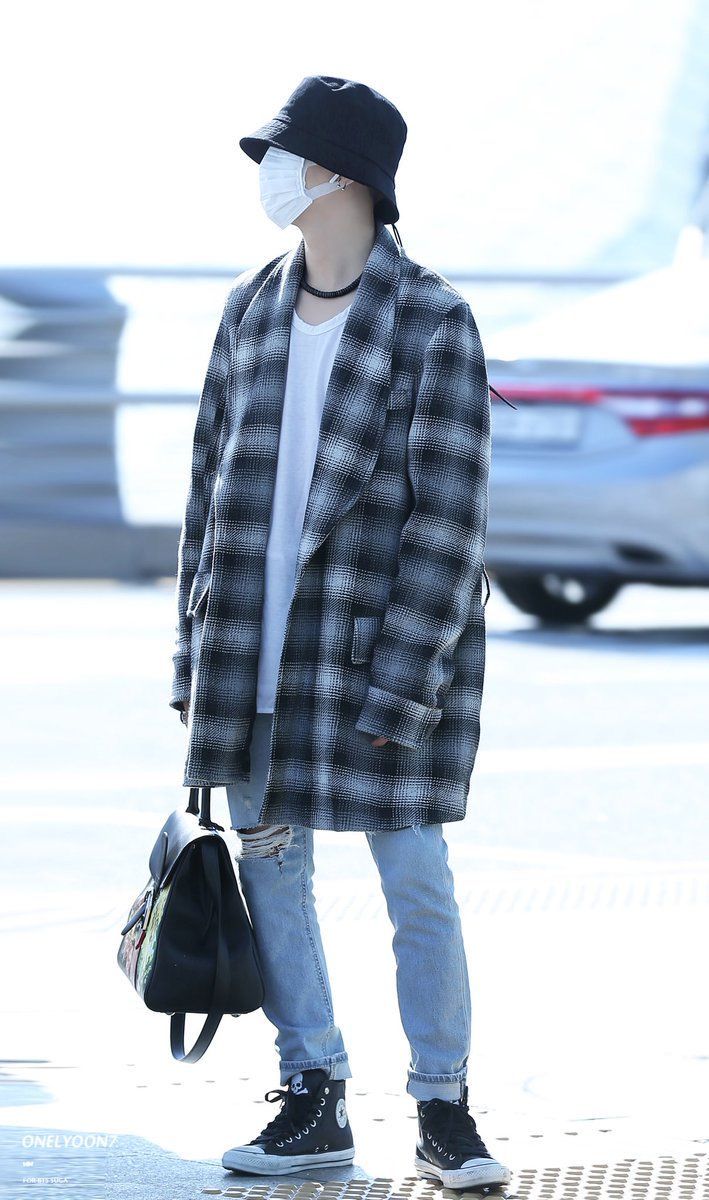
left=225, top=712, right=471, bottom=1102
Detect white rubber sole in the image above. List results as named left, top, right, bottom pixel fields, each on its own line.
left=415, top=1153, right=511, bottom=1188
left=222, top=1146, right=355, bottom=1175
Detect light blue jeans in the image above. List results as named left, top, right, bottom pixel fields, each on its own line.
left=225, top=712, right=471, bottom=1102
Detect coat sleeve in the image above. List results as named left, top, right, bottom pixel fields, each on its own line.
left=168, top=300, right=232, bottom=714
left=354, top=299, right=491, bottom=749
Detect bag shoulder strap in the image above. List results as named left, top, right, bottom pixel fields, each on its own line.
left=169, top=840, right=233, bottom=1064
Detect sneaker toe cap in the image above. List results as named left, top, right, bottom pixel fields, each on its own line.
left=222, top=1145, right=266, bottom=1167
left=460, top=1157, right=511, bottom=1180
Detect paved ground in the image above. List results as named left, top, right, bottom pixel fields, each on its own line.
left=1, top=578, right=708, bottom=1199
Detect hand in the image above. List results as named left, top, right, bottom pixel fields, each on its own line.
left=180, top=699, right=190, bottom=726
left=370, top=735, right=391, bottom=747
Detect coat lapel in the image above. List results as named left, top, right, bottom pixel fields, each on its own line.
left=229, top=217, right=402, bottom=584
left=295, top=220, right=402, bottom=572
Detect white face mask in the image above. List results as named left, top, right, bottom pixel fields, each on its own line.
left=259, top=146, right=344, bottom=229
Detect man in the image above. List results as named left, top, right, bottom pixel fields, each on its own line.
left=171, top=75, right=509, bottom=1189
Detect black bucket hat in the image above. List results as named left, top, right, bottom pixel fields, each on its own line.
left=239, top=75, right=407, bottom=230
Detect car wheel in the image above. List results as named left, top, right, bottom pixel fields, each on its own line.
left=496, top=573, right=620, bottom=624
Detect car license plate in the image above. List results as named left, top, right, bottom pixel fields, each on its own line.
left=492, top=405, right=583, bottom=444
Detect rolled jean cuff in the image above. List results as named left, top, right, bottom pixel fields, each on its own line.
left=280, top=1052, right=352, bottom=1086
left=406, top=1070, right=467, bottom=1102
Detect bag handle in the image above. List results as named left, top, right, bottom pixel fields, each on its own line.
left=169, top=839, right=233, bottom=1063
left=186, top=785, right=224, bottom=831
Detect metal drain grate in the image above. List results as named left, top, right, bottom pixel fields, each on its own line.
left=199, top=1156, right=709, bottom=1199
left=508, top=1155, right=709, bottom=1198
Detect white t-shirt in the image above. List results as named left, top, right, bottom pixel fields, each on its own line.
left=256, top=302, right=352, bottom=712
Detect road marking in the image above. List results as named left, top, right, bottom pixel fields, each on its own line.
left=0, top=805, right=177, bottom=827
left=478, top=741, right=709, bottom=772
left=0, top=741, right=708, bottom=795
left=533, top=666, right=709, bottom=684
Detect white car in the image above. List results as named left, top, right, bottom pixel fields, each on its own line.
left=484, top=257, right=709, bottom=623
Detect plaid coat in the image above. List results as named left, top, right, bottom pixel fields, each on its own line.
left=169, top=217, right=491, bottom=831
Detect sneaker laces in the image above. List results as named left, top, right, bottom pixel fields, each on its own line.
left=419, top=1087, right=491, bottom=1160
left=250, top=1087, right=317, bottom=1145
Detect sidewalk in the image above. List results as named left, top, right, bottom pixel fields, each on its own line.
left=2, top=580, right=708, bottom=1199
left=2, top=833, right=708, bottom=1198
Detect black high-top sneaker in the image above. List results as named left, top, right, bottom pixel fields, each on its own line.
left=415, top=1086, right=511, bottom=1189
left=222, top=1068, right=355, bottom=1175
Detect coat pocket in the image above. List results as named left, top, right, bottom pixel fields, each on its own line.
left=482, top=562, right=491, bottom=607
left=351, top=614, right=383, bottom=665
left=387, top=370, right=416, bottom=411
left=186, top=571, right=211, bottom=618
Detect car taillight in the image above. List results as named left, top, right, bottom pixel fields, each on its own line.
left=495, top=386, right=709, bottom=436
left=599, top=393, right=709, bottom=436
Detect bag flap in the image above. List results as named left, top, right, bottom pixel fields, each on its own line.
left=148, top=807, right=220, bottom=889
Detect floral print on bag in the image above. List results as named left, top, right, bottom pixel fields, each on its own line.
left=134, top=881, right=173, bottom=999
left=117, top=876, right=173, bottom=997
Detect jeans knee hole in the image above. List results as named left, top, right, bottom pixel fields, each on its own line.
left=236, top=824, right=293, bottom=861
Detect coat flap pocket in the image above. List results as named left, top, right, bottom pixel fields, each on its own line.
left=481, top=562, right=491, bottom=607
left=387, top=370, right=416, bottom=410
left=351, top=614, right=383, bottom=664
left=187, top=571, right=211, bottom=618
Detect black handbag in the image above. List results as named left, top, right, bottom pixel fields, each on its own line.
left=117, top=786, right=264, bottom=1063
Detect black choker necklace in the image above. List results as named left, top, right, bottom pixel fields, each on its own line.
left=300, top=271, right=362, bottom=299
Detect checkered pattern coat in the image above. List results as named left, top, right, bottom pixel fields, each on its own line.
left=170, top=218, right=491, bottom=831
